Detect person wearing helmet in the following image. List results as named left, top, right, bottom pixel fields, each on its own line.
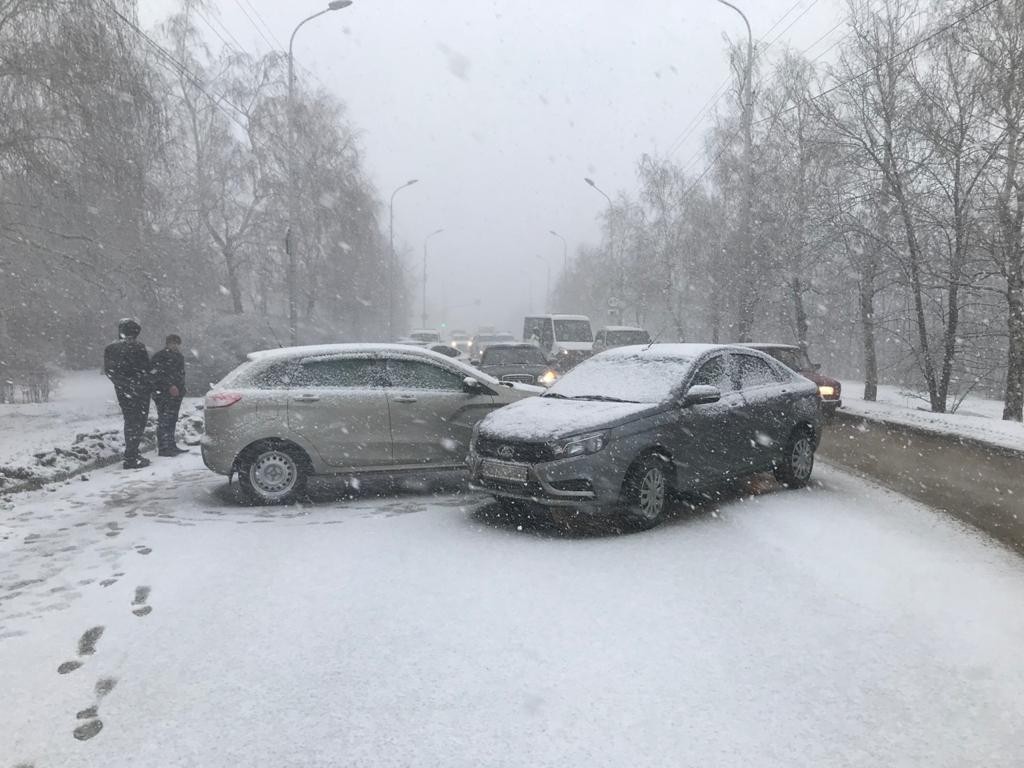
left=103, top=318, right=152, bottom=469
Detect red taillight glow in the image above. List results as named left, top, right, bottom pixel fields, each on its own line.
left=205, top=392, right=242, bottom=408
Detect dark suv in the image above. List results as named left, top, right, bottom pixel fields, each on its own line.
left=477, top=343, right=559, bottom=387
left=469, top=344, right=822, bottom=530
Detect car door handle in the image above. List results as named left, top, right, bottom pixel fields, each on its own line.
left=393, top=395, right=418, bottom=404
left=293, top=394, right=320, bottom=403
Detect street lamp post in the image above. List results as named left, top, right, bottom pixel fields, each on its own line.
left=717, top=0, right=754, bottom=341
left=535, top=254, right=551, bottom=312
left=548, top=229, right=568, bottom=272
left=287, top=0, right=353, bottom=345
left=584, top=177, right=620, bottom=322
left=421, top=228, right=444, bottom=329
left=387, top=178, right=418, bottom=338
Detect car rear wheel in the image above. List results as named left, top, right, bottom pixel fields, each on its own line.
left=620, top=454, right=671, bottom=530
left=237, top=442, right=309, bottom=505
left=774, top=428, right=815, bottom=488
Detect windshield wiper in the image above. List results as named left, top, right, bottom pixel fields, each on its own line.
left=541, top=391, right=570, bottom=399
left=569, top=395, right=638, bottom=403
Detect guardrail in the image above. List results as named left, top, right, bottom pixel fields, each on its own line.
left=0, top=370, right=52, bottom=403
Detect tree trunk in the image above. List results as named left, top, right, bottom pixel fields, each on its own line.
left=223, top=246, right=243, bottom=315
left=1005, top=270, right=1024, bottom=421
left=859, top=262, right=879, bottom=402
left=790, top=275, right=809, bottom=349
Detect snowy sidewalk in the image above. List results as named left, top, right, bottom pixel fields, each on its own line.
left=840, top=381, right=1023, bottom=453
left=0, top=370, right=202, bottom=491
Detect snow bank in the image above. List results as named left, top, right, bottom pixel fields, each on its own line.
left=840, top=381, right=1023, bottom=453
left=0, top=370, right=203, bottom=491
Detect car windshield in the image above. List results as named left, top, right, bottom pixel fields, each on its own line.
left=546, top=352, right=695, bottom=403
left=410, top=332, right=439, bottom=342
left=482, top=346, right=547, bottom=365
left=607, top=330, right=651, bottom=346
left=553, top=319, right=593, bottom=342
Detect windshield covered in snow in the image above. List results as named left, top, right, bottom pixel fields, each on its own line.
left=545, top=352, right=695, bottom=403
left=762, top=347, right=812, bottom=372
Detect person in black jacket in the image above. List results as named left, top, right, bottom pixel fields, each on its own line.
left=103, top=318, right=152, bottom=469
left=150, top=334, right=187, bottom=457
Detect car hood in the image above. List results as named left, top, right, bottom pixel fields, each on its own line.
left=478, top=396, right=656, bottom=441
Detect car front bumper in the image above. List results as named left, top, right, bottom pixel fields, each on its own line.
left=467, top=450, right=626, bottom=513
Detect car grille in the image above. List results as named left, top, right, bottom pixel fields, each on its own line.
left=501, top=373, right=536, bottom=384
left=476, top=436, right=555, bottom=463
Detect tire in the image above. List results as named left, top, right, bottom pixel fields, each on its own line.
left=237, top=442, right=309, bottom=505
left=619, top=454, right=671, bottom=530
left=774, top=428, right=816, bottom=488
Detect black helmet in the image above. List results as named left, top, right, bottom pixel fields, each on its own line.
left=118, top=318, right=142, bottom=338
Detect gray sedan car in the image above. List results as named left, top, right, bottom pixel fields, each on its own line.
left=202, top=344, right=537, bottom=504
left=469, top=343, right=821, bottom=529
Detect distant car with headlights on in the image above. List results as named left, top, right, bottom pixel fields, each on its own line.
left=202, top=344, right=538, bottom=505
left=477, top=342, right=559, bottom=387
left=469, top=344, right=821, bottom=530
left=471, top=331, right=516, bottom=359
left=739, top=343, right=842, bottom=417
left=450, top=330, right=472, bottom=355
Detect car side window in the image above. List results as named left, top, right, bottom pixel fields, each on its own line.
left=690, top=355, right=736, bottom=392
left=299, top=358, right=387, bottom=388
left=736, top=355, right=784, bottom=390
left=387, top=359, right=464, bottom=391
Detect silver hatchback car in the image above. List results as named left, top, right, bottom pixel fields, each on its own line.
left=202, top=344, right=537, bottom=504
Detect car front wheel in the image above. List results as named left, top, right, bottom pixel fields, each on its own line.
left=774, top=428, right=815, bottom=488
left=237, top=442, right=309, bottom=505
left=620, top=454, right=671, bottom=530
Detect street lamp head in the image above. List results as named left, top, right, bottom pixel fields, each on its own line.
left=584, top=177, right=596, bottom=187
left=327, top=0, right=353, bottom=10
left=407, top=178, right=419, bottom=186
left=549, top=229, right=558, bottom=236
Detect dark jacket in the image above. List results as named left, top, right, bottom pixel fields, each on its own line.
left=150, top=348, right=186, bottom=399
left=104, top=339, right=150, bottom=394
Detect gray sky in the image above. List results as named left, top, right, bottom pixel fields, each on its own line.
left=140, top=0, right=843, bottom=335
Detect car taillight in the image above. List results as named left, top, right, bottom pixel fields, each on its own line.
left=205, top=391, right=242, bottom=408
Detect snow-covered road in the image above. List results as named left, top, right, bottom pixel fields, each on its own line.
left=2, top=457, right=1023, bottom=767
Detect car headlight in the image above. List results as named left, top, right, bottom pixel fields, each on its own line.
left=818, top=385, right=836, bottom=398
left=550, top=431, right=608, bottom=458
left=538, top=369, right=559, bottom=387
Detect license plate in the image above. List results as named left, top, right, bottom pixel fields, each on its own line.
left=480, top=459, right=528, bottom=483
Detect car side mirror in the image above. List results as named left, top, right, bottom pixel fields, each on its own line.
left=463, top=376, right=484, bottom=393
left=683, top=384, right=721, bottom=406
left=470, top=358, right=481, bottom=367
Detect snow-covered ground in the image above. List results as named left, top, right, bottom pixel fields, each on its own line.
left=0, top=370, right=202, bottom=489
left=2, top=457, right=1023, bottom=767
left=841, top=381, right=1024, bottom=452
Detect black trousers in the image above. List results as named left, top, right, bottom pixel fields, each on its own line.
left=154, top=395, right=182, bottom=452
left=115, top=386, right=150, bottom=460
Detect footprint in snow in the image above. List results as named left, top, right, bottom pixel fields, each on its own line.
left=131, top=586, right=152, bottom=617
left=72, top=677, right=117, bottom=742
left=57, top=626, right=105, bottom=675
left=134, top=545, right=152, bottom=555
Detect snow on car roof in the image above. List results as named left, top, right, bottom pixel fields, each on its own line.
left=602, top=325, right=646, bottom=332
left=245, top=343, right=504, bottom=386
left=526, top=314, right=590, bottom=321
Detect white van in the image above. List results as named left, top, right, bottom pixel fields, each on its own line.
left=523, top=314, right=594, bottom=368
